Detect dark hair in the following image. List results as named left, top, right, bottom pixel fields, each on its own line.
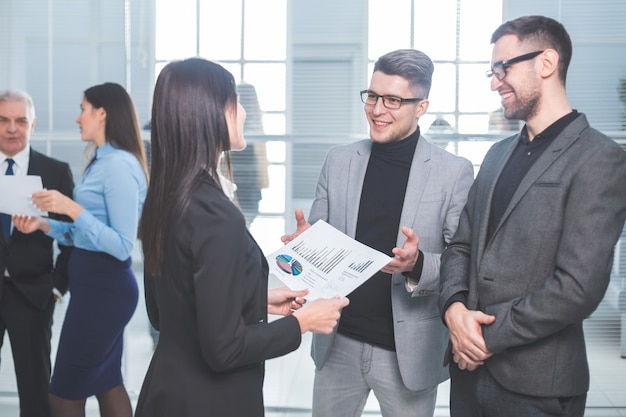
left=373, top=49, right=434, bottom=98
left=140, top=58, right=238, bottom=275
left=83, top=82, right=148, bottom=178
left=491, top=15, right=572, bottom=85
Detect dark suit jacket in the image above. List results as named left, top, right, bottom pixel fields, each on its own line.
left=0, top=148, right=74, bottom=309
left=440, top=114, right=626, bottom=397
left=135, top=172, right=301, bottom=417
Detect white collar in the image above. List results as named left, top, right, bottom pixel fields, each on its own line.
left=1, top=147, right=30, bottom=175
left=217, top=172, right=237, bottom=201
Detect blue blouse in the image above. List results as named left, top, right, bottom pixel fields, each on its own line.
left=48, top=142, right=147, bottom=261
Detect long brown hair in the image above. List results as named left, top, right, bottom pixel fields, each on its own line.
left=83, top=82, right=149, bottom=179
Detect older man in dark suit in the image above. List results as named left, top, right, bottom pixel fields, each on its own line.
left=0, top=89, right=74, bottom=417
left=439, top=16, right=626, bottom=417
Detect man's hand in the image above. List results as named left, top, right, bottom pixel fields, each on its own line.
left=281, top=208, right=311, bottom=244
left=445, top=302, right=495, bottom=370
left=11, top=214, right=50, bottom=234
left=381, top=226, right=419, bottom=274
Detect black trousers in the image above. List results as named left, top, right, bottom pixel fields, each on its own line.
left=449, top=361, right=586, bottom=417
left=0, top=279, right=55, bottom=417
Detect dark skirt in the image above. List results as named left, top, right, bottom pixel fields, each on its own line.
left=49, top=248, right=139, bottom=399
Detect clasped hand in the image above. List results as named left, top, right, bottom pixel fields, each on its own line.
left=445, top=302, right=495, bottom=371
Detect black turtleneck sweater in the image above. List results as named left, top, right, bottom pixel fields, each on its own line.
left=337, top=128, right=420, bottom=351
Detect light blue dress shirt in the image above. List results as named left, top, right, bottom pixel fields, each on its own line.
left=47, top=142, right=147, bottom=261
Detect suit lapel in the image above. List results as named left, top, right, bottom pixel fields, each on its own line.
left=345, top=141, right=370, bottom=238
left=396, top=136, right=431, bottom=246
left=487, top=115, right=588, bottom=244
left=475, top=135, right=518, bottom=264
left=27, top=148, right=44, bottom=176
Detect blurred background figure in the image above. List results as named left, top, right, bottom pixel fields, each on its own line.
left=488, top=107, right=520, bottom=132
left=230, top=82, right=269, bottom=226
left=427, top=116, right=455, bottom=134
left=13, top=82, right=148, bottom=417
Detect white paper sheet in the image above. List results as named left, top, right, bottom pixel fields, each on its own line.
left=0, top=175, right=48, bottom=216
left=267, top=220, right=392, bottom=301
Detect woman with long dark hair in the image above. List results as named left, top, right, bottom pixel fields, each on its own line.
left=13, top=82, right=148, bottom=417
left=135, top=57, right=348, bottom=416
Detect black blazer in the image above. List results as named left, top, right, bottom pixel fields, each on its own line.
left=0, top=148, right=74, bottom=310
left=135, top=172, right=301, bottom=417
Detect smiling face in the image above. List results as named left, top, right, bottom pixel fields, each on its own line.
left=364, top=71, right=428, bottom=144
left=490, top=34, right=542, bottom=122
left=0, top=99, right=34, bottom=157
left=76, top=97, right=107, bottom=147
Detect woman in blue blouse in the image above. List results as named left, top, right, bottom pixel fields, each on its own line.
left=13, top=82, right=148, bottom=417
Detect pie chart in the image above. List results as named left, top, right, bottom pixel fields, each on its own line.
left=275, top=254, right=303, bottom=276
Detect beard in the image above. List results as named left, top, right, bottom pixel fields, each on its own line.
left=503, top=91, right=540, bottom=121
left=502, top=76, right=541, bottom=122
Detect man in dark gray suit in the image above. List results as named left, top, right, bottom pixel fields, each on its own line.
left=439, top=15, right=626, bottom=417
left=0, top=89, right=74, bottom=417
left=284, top=49, right=474, bottom=417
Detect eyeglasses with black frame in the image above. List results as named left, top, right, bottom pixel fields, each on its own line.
left=360, top=90, right=424, bottom=110
left=486, top=50, right=544, bottom=81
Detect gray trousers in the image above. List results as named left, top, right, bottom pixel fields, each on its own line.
left=312, top=333, right=438, bottom=417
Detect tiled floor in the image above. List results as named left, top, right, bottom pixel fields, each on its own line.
left=1, top=217, right=625, bottom=416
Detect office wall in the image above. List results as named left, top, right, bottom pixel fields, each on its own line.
left=0, top=0, right=155, bottom=130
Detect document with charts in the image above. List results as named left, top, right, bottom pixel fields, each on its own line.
left=267, top=220, right=392, bottom=301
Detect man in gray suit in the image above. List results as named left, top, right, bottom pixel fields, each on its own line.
left=283, top=49, right=474, bottom=416
left=439, top=16, right=626, bottom=417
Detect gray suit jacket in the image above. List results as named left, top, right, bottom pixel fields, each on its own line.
left=309, top=135, right=474, bottom=391
left=439, top=114, right=626, bottom=397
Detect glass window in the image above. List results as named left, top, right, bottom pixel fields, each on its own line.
left=459, top=63, right=501, bottom=114
left=368, top=0, right=501, bottom=134
left=368, top=0, right=412, bottom=60
left=156, top=0, right=197, bottom=60
left=199, top=0, right=242, bottom=60
left=429, top=63, right=457, bottom=113
left=242, top=63, right=286, bottom=112
left=459, top=0, right=501, bottom=60
left=414, top=0, right=457, bottom=61
left=244, top=0, right=287, bottom=60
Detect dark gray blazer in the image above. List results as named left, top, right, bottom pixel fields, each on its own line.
left=439, top=114, right=626, bottom=397
left=309, top=135, right=474, bottom=391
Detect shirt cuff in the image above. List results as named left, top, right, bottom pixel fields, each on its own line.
left=403, top=250, right=424, bottom=291
left=52, top=287, right=63, bottom=302
left=442, top=292, right=468, bottom=326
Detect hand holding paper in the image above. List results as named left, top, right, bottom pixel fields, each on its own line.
left=31, top=189, right=82, bottom=219
left=268, top=220, right=392, bottom=301
left=11, top=214, right=51, bottom=234
left=0, top=175, right=47, bottom=216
